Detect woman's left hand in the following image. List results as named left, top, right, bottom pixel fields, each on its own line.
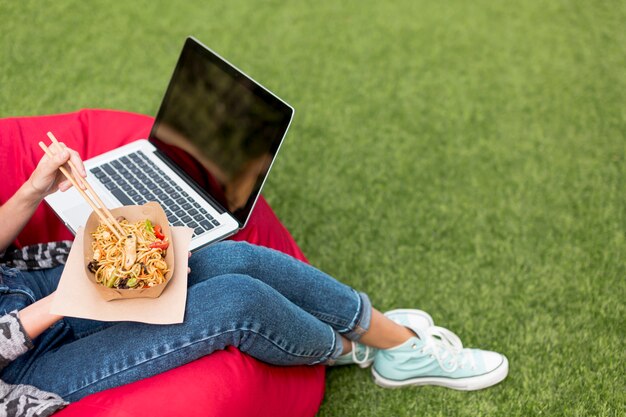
left=27, top=142, right=87, bottom=199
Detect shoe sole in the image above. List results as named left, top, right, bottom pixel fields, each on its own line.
left=384, top=308, right=435, bottom=327
left=371, top=356, right=509, bottom=391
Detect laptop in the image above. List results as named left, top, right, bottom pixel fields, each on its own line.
left=45, top=36, right=294, bottom=252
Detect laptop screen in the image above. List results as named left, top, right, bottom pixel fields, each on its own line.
left=149, top=37, right=294, bottom=226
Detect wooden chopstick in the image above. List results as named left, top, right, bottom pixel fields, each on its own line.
left=45, top=132, right=126, bottom=237
left=38, top=141, right=125, bottom=240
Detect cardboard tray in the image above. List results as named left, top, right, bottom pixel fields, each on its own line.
left=83, top=202, right=175, bottom=301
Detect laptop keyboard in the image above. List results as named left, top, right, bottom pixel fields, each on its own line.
left=89, top=151, right=220, bottom=238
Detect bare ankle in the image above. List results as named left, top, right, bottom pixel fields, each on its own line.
left=341, top=336, right=352, bottom=354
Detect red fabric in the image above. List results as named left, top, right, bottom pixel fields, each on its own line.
left=0, top=109, right=325, bottom=417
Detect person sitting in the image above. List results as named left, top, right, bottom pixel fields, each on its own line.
left=0, top=143, right=508, bottom=416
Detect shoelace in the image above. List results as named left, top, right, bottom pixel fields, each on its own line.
left=351, top=341, right=374, bottom=366
left=419, top=326, right=476, bottom=373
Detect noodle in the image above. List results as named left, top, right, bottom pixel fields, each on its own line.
left=89, top=219, right=169, bottom=289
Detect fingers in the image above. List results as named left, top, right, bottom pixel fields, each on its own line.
left=47, top=142, right=86, bottom=190
left=32, top=142, right=70, bottom=187
left=30, top=139, right=87, bottom=198
left=58, top=180, right=72, bottom=192
left=60, top=142, right=87, bottom=178
left=47, top=142, right=70, bottom=168
left=187, top=267, right=191, bottom=274
left=64, top=145, right=87, bottom=190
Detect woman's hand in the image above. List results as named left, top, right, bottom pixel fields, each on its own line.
left=26, top=142, right=87, bottom=200
left=0, top=142, right=87, bottom=253
left=18, top=292, right=64, bottom=340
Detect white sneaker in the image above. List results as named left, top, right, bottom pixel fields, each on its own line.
left=372, top=326, right=509, bottom=391
left=331, top=341, right=377, bottom=368
left=332, top=309, right=434, bottom=368
left=384, top=308, right=435, bottom=330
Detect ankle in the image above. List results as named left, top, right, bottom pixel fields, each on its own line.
left=341, top=337, right=352, bottom=354
left=392, top=325, right=419, bottom=346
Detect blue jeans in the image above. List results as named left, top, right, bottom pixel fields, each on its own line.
left=0, top=241, right=371, bottom=402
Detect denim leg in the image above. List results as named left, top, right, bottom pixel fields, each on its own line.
left=10, top=274, right=343, bottom=402
left=0, top=265, right=117, bottom=340
left=0, top=265, right=62, bottom=316
left=188, top=241, right=372, bottom=341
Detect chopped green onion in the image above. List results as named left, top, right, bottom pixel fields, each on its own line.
left=145, top=219, right=153, bottom=233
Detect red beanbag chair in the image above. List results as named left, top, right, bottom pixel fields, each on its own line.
left=0, top=110, right=325, bottom=417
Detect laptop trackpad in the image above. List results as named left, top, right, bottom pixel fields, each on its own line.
left=63, top=204, right=94, bottom=232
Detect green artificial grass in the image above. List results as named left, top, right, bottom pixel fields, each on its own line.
left=1, top=1, right=624, bottom=415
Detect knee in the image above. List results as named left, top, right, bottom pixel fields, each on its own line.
left=192, top=273, right=268, bottom=321
left=188, top=241, right=259, bottom=277
left=222, top=241, right=261, bottom=274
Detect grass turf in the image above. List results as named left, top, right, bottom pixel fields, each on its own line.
left=1, top=1, right=624, bottom=415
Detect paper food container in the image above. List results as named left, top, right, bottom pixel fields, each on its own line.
left=83, top=202, right=175, bottom=301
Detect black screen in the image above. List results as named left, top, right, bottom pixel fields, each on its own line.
left=149, top=37, right=293, bottom=226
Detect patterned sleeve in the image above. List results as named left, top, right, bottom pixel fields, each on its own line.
left=0, top=311, right=34, bottom=372
left=0, top=312, right=68, bottom=417
left=0, top=241, right=72, bottom=271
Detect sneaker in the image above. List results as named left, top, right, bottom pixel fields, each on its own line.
left=372, top=326, right=509, bottom=391
left=332, top=341, right=377, bottom=368
left=384, top=308, right=435, bottom=330
left=332, top=309, right=434, bottom=368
